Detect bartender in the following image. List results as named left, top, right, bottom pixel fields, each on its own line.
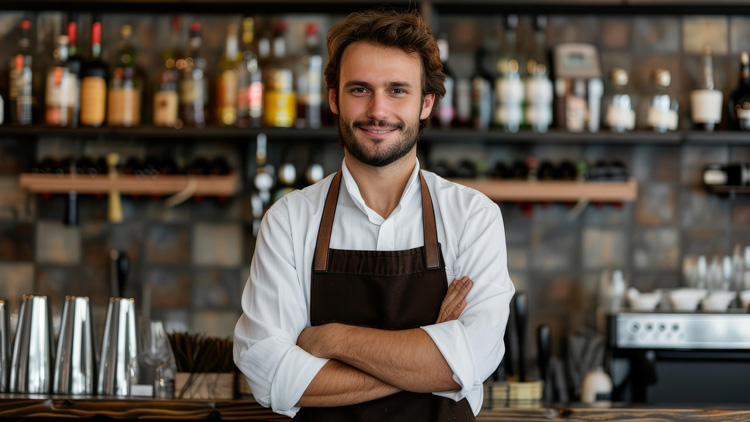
left=233, top=8, right=514, bottom=421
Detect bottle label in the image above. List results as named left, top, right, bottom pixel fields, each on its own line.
left=606, top=106, right=636, bottom=130
left=264, top=92, right=296, bottom=127
left=496, top=104, right=523, bottom=127
left=496, top=78, right=524, bottom=105
left=690, top=89, right=723, bottom=124
left=80, top=76, right=107, bottom=126
left=525, top=78, right=553, bottom=105
left=67, top=73, right=80, bottom=111
left=180, top=79, right=206, bottom=104
left=525, top=104, right=552, bottom=127
left=153, top=90, right=178, bottom=127
left=737, top=108, right=750, bottom=122
left=108, top=87, right=140, bottom=126
left=46, top=67, right=70, bottom=125
left=566, top=96, right=587, bottom=132
left=455, top=78, right=472, bottom=123
left=647, top=107, right=678, bottom=131
left=217, top=70, right=239, bottom=125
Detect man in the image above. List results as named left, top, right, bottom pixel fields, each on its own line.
left=234, top=9, right=514, bottom=421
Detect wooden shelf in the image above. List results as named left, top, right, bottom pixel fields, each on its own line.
left=19, top=173, right=238, bottom=196
left=449, top=178, right=638, bottom=202
left=0, top=125, right=338, bottom=140
left=422, top=129, right=682, bottom=144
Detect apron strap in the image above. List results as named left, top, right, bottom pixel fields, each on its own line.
left=313, top=169, right=441, bottom=272
left=420, top=172, right=440, bottom=270
left=314, top=171, right=342, bottom=273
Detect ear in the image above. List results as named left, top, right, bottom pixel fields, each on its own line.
left=329, top=89, right=339, bottom=115
left=419, top=93, right=436, bottom=120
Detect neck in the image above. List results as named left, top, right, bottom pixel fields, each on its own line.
left=344, top=149, right=417, bottom=219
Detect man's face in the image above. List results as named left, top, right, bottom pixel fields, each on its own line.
left=330, top=42, right=435, bottom=168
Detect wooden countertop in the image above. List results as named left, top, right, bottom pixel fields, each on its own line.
left=1, top=395, right=750, bottom=421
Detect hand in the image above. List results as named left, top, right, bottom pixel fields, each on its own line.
left=436, top=276, right=473, bottom=323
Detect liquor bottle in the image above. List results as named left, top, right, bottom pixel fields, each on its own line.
left=296, top=22, right=323, bottom=129
left=153, top=16, right=181, bottom=127
left=80, top=15, right=108, bottom=127
left=66, top=13, right=83, bottom=127
left=471, top=47, right=494, bottom=131
left=45, top=35, right=75, bottom=127
left=703, top=163, right=750, bottom=187
left=180, top=22, right=208, bottom=128
left=432, top=34, right=455, bottom=129
left=728, top=51, right=750, bottom=131
left=108, top=25, right=141, bottom=127
left=690, top=45, right=723, bottom=132
left=647, top=69, right=678, bottom=133
left=217, top=23, right=240, bottom=126
left=455, top=78, right=472, bottom=127
left=524, top=15, right=553, bottom=133
left=495, top=14, right=524, bottom=132
left=9, top=19, right=34, bottom=125
left=237, top=17, right=263, bottom=128
left=604, top=68, right=635, bottom=132
left=273, top=152, right=297, bottom=202
left=263, top=21, right=296, bottom=128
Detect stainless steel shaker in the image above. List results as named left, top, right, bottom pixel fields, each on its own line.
left=0, top=299, right=9, bottom=392
left=54, top=296, right=97, bottom=395
left=97, top=297, right=138, bottom=396
left=9, top=295, right=55, bottom=393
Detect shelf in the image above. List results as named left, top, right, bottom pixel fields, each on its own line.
left=422, top=129, right=682, bottom=144
left=0, top=125, right=338, bottom=140
left=19, top=173, right=238, bottom=196
left=449, top=178, right=638, bottom=202
left=683, top=132, right=750, bottom=145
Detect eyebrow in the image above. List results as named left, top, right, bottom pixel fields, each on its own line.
left=343, top=80, right=414, bottom=89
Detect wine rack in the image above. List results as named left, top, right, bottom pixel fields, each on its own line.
left=19, top=173, right=238, bottom=196
left=449, top=178, right=638, bottom=202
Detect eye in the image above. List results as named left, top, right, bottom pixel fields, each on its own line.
left=391, top=88, right=407, bottom=95
left=350, top=87, right=369, bottom=95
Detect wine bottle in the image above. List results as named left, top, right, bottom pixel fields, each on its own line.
left=66, top=13, right=83, bottom=127
left=153, top=16, right=181, bottom=127
left=80, top=15, right=108, bottom=127
left=180, top=22, right=208, bottom=128
left=108, top=25, right=141, bottom=127
left=728, top=51, right=750, bottom=131
left=690, top=45, right=723, bottom=132
left=237, top=17, right=263, bottom=128
left=647, top=69, right=678, bottom=132
left=605, top=68, right=635, bottom=133
left=525, top=15, right=553, bottom=133
left=433, top=34, right=455, bottom=129
left=217, top=24, right=240, bottom=126
left=471, top=47, right=494, bottom=131
left=296, top=22, right=323, bottom=129
left=45, top=35, right=74, bottom=127
left=263, top=21, right=296, bottom=128
left=495, top=14, right=524, bottom=133
left=9, top=19, right=33, bottom=125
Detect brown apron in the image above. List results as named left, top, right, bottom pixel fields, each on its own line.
left=294, top=170, right=475, bottom=422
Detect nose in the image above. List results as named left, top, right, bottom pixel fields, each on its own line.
left=366, top=92, right=390, bottom=121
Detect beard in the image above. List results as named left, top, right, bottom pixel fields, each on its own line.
left=338, top=115, right=422, bottom=168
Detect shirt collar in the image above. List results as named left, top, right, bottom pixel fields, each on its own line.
left=340, top=158, right=422, bottom=225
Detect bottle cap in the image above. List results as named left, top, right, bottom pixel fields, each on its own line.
left=190, top=22, right=202, bottom=33
left=652, top=68, right=671, bottom=87
left=20, top=19, right=31, bottom=30
left=121, top=25, right=132, bottom=38
left=306, top=22, right=318, bottom=36
left=742, top=51, right=749, bottom=65
left=610, top=68, right=628, bottom=86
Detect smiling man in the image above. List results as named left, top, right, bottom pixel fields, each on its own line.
left=234, top=9, right=514, bottom=421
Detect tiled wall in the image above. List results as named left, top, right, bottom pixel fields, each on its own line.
left=0, top=12, right=749, bottom=368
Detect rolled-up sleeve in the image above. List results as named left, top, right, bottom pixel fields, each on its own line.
left=421, top=202, right=514, bottom=409
left=233, top=205, right=328, bottom=418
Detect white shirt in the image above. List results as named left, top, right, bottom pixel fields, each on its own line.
left=233, top=159, right=514, bottom=418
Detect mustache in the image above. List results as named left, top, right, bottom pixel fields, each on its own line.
left=352, top=119, right=404, bottom=130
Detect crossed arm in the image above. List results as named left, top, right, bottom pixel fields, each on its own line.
left=295, top=276, right=473, bottom=407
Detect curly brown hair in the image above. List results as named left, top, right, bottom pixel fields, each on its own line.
left=324, top=8, right=446, bottom=123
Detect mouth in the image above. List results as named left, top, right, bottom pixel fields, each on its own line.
left=353, top=121, right=403, bottom=139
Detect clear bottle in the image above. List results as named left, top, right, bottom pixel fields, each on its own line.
left=432, top=34, right=455, bottom=129
left=471, top=47, right=494, bottom=131
left=690, top=45, right=723, bottom=132
left=647, top=69, right=678, bottom=132
left=9, top=19, right=34, bottom=125
left=66, top=13, right=83, bottom=127
left=263, top=21, right=296, bottom=128
left=494, top=14, right=524, bottom=132
left=80, top=15, right=108, bottom=127
left=237, top=17, right=263, bottom=128
left=296, top=22, right=323, bottom=129
left=524, top=15, right=553, bottom=133
left=728, top=51, right=750, bottom=131
left=153, top=16, right=181, bottom=128
left=45, top=35, right=74, bottom=127
left=108, top=25, right=141, bottom=127
left=604, top=68, right=635, bottom=132
left=217, top=23, right=240, bottom=126
left=180, top=22, right=208, bottom=128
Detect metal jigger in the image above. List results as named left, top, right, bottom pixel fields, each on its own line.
left=54, top=296, right=97, bottom=395
left=97, top=297, right=138, bottom=396
left=0, top=299, right=9, bottom=392
left=9, top=295, right=55, bottom=393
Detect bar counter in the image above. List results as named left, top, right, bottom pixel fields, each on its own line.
left=1, top=395, right=749, bottom=421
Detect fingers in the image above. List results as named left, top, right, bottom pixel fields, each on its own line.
left=436, top=276, right=473, bottom=323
